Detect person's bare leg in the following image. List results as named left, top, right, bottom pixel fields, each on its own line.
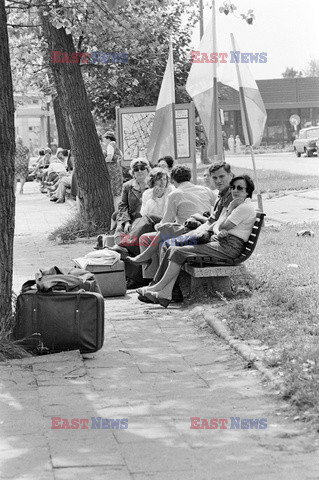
left=128, top=232, right=161, bottom=263
left=145, top=261, right=182, bottom=299
left=19, top=178, right=26, bottom=194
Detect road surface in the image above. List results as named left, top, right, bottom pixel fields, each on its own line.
left=223, top=152, right=319, bottom=176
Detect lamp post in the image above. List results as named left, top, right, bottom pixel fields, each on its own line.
left=199, top=0, right=204, bottom=39
left=46, top=97, right=51, bottom=148
left=199, top=0, right=209, bottom=164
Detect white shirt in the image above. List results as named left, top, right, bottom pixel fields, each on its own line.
left=140, top=184, right=175, bottom=217
left=160, top=181, right=216, bottom=225
left=214, top=198, right=256, bottom=242
left=47, top=160, right=67, bottom=175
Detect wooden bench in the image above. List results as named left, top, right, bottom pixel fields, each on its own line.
left=180, top=212, right=266, bottom=297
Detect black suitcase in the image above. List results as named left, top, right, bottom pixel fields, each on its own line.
left=14, top=289, right=105, bottom=354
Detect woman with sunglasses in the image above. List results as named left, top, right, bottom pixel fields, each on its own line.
left=137, top=174, right=257, bottom=307
left=114, top=158, right=150, bottom=245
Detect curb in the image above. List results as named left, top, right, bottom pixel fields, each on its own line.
left=203, top=310, right=283, bottom=390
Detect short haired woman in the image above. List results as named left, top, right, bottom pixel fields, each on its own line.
left=157, top=156, right=174, bottom=173
left=140, top=167, right=175, bottom=217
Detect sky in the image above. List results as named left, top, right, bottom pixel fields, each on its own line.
left=190, top=0, right=319, bottom=80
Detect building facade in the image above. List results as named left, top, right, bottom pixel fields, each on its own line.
left=14, top=92, right=57, bottom=154
left=219, top=77, right=319, bottom=146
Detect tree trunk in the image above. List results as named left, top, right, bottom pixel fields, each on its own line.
left=39, top=12, right=114, bottom=229
left=0, top=0, right=15, bottom=320
left=53, top=96, right=71, bottom=149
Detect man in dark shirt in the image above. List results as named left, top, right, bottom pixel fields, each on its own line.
left=186, top=161, right=233, bottom=227
left=209, top=161, right=233, bottom=220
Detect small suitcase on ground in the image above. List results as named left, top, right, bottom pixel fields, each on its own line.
left=14, top=289, right=105, bottom=354
left=80, top=261, right=127, bottom=298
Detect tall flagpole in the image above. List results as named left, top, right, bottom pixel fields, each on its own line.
left=169, top=37, right=178, bottom=163
left=230, top=33, right=263, bottom=212
left=212, top=0, right=219, bottom=163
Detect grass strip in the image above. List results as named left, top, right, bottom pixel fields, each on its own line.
left=218, top=221, right=319, bottom=427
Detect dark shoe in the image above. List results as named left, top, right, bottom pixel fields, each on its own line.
left=127, top=278, right=149, bottom=289
left=144, top=292, right=171, bottom=308
left=137, top=293, right=153, bottom=304
left=50, top=197, right=58, bottom=202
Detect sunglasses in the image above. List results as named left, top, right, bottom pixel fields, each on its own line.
left=231, top=184, right=246, bottom=191
left=133, top=165, right=147, bottom=172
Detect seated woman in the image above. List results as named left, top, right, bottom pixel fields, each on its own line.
left=157, top=156, right=174, bottom=177
left=140, top=167, right=175, bottom=217
left=119, top=167, right=174, bottom=252
left=114, top=157, right=150, bottom=245
left=118, top=167, right=175, bottom=281
left=136, top=175, right=257, bottom=307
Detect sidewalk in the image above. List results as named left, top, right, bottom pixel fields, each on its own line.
left=1, top=182, right=319, bottom=479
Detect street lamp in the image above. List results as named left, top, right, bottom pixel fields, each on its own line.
left=46, top=97, right=51, bottom=148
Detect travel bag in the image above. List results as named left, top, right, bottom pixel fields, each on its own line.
left=14, top=284, right=105, bottom=354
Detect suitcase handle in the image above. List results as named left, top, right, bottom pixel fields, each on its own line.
left=51, top=283, right=70, bottom=292
left=21, top=280, right=36, bottom=293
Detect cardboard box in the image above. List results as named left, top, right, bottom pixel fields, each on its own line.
left=85, top=261, right=126, bottom=297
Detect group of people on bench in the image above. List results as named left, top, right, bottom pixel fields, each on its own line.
left=30, top=147, right=76, bottom=203
left=109, top=158, right=257, bottom=308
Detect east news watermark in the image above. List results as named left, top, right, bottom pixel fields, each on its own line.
left=51, top=51, right=128, bottom=64
left=51, top=417, right=129, bottom=429
left=190, top=417, right=268, bottom=429
left=190, top=50, right=267, bottom=63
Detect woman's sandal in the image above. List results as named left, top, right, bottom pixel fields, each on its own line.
left=136, top=287, right=151, bottom=296
left=144, top=291, right=171, bottom=308
left=137, top=293, right=153, bottom=304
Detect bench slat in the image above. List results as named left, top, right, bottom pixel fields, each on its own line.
left=184, top=212, right=265, bottom=269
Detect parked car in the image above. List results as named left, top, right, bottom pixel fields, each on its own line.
left=293, top=126, right=319, bottom=157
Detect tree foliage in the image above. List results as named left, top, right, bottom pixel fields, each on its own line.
left=303, top=58, right=319, bottom=78
left=83, top=0, right=197, bottom=121
left=282, top=67, right=303, bottom=78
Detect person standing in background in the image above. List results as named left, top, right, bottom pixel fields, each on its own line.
left=102, top=130, right=123, bottom=211
left=14, top=136, right=30, bottom=194
left=228, top=134, right=235, bottom=154
left=235, top=135, right=242, bottom=154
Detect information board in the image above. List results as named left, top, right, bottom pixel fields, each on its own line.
left=116, top=103, right=195, bottom=166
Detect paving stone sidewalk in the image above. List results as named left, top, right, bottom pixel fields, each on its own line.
left=1, top=182, right=319, bottom=479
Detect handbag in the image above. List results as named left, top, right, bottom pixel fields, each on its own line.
left=21, top=266, right=101, bottom=294
left=174, top=223, right=212, bottom=246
